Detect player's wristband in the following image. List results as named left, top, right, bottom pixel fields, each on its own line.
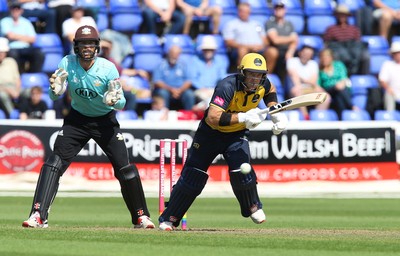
left=219, top=112, right=232, bottom=126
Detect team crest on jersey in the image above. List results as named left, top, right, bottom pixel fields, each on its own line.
left=116, top=133, right=124, bottom=140
left=93, top=79, right=101, bottom=87
left=213, top=96, right=224, bottom=106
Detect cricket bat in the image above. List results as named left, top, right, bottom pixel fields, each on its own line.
left=258, top=92, right=328, bottom=115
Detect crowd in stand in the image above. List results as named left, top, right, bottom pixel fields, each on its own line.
left=1, top=0, right=400, bottom=121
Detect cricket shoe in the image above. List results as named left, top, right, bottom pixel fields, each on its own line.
left=250, top=209, right=266, bottom=224
left=159, top=221, right=174, bottom=231
left=22, top=211, right=48, bottom=228
left=134, top=216, right=155, bottom=229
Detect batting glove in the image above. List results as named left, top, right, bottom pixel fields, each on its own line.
left=103, top=79, right=123, bottom=106
left=270, top=112, right=288, bottom=135
left=49, top=68, right=68, bottom=96
left=238, top=107, right=267, bottom=129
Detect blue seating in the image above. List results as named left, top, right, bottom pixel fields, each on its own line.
left=131, top=34, right=162, bottom=53
left=0, top=0, right=8, bottom=12
left=374, top=110, right=400, bottom=121
left=132, top=53, right=163, bottom=73
left=297, top=35, right=324, bottom=52
left=33, top=33, right=64, bottom=73
left=21, top=72, right=50, bottom=93
left=336, top=0, right=366, bottom=13
left=304, top=0, right=334, bottom=16
left=109, top=0, right=142, bottom=33
left=163, top=34, right=195, bottom=63
left=0, top=109, right=6, bottom=119
left=125, top=76, right=152, bottom=104
left=306, top=15, right=336, bottom=35
left=210, top=0, right=237, bottom=32
left=116, top=110, right=138, bottom=120
left=361, top=36, right=389, bottom=55
left=273, top=0, right=303, bottom=15
left=351, top=94, right=368, bottom=109
left=240, top=0, right=272, bottom=24
left=267, top=74, right=285, bottom=102
left=369, top=54, right=391, bottom=75
left=96, top=11, right=109, bottom=32
left=286, top=14, right=305, bottom=34
left=350, top=75, right=379, bottom=95
left=309, top=109, right=339, bottom=121
left=9, top=109, right=20, bottom=119
left=341, top=109, right=371, bottom=121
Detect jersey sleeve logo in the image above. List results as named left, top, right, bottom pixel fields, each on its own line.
left=213, top=96, right=224, bottom=106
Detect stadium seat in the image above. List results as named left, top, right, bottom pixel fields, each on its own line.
left=309, top=109, right=339, bottom=121
left=350, top=75, right=379, bottom=95
left=0, top=109, right=6, bottom=119
left=96, top=11, right=109, bottom=32
left=0, top=0, right=8, bottom=13
left=336, top=0, right=366, bottom=13
left=9, top=109, right=19, bottom=119
left=210, top=0, right=237, bottom=14
left=304, top=0, right=334, bottom=16
left=285, top=14, right=305, bottom=34
left=133, top=53, right=163, bottom=73
left=163, top=34, right=195, bottom=63
left=391, top=36, right=400, bottom=43
left=272, top=0, right=303, bottom=15
left=374, top=110, right=400, bottom=121
left=267, top=74, right=285, bottom=102
left=306, top=15, right=336, bottom=35
left=297, top=35, right=324, bottom=53
left=361, top=36, right=389, bottom=55
left=124, top=76, right=152, bottom=104
left=341, top=109, right=371, bottom=121
left=351, top=94, right=368, bottom=109
left=116, top=110, right=138, bottom=120
left=42, top=93, right=53, bottom=109
left=109, top=0, right=142, bottom=33
left=240, top=0, right=272, bottom=24
left=131, top=34, right=162, bottom=53
left=21, top=72, right=50, bottom=93
left=33, top=33, right=64, bottom=73
left=369, top=54, right=391, bottom=75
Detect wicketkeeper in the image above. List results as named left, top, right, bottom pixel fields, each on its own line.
left=158, top=53, right=288, bottom=230
left=22, top=25, right=154, bottom=229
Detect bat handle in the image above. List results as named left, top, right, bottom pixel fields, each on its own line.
left=258, top=107, right=270, bottom=115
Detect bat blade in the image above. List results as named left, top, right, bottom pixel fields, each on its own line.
left=259, top=93, right=328, bottom=115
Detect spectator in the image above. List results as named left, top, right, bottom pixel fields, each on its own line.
left=62, top=5, right=97, bottom=53
left=47, top=0, right=75, bottom=39
left=0, top=37, right=21, bottom=118
left=142, top=0, right=185, bottom=35
left=318, top=48, right=357, bottom=118
left=0, top=1, right=45, bottom=73
left=176, top=0, right=222, bottom=35
left=18, top=85, right=48, bottom=119
left=323, top=4, right=370, bottom=75
left=222, top=2, right=268, bottom=69
left=144, top=95, right=169, bottom=121
left=53, top=91, right=71, bottom=119
left=152, top=45, right=195, bottom=110
left=286, top=45, right=331, bottom=119
left=264, top=1, right=298, bottom=83
left=191, top=35, right=226, bottom=112
left=99, top=39, right=152, bottom=110
left=378, top=41, right=400, bottom=111
left=20, top=0, right=57, bottom=33
left=372, top=0, right=400, bottom=40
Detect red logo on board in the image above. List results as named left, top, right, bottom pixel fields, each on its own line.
left=0, top=130, right=45, bottom=173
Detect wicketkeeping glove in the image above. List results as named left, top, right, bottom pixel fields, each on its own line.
left=270, top=112, right=288, bottom=135
left=238, top=107, right=267, bottom=129
left=103, top=79, right=123, bottom=106
left=49, top=68, right=68, bottom=96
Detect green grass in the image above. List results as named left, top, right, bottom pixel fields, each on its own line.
left=1, top=197, right=400, bottom=256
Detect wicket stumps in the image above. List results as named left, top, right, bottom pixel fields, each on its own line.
left=159, top=139, right=188, bottom=230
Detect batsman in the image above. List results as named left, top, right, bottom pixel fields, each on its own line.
left=22, top=25, right=154, bottom=229
left=159, top=53, right=288, bottom=230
